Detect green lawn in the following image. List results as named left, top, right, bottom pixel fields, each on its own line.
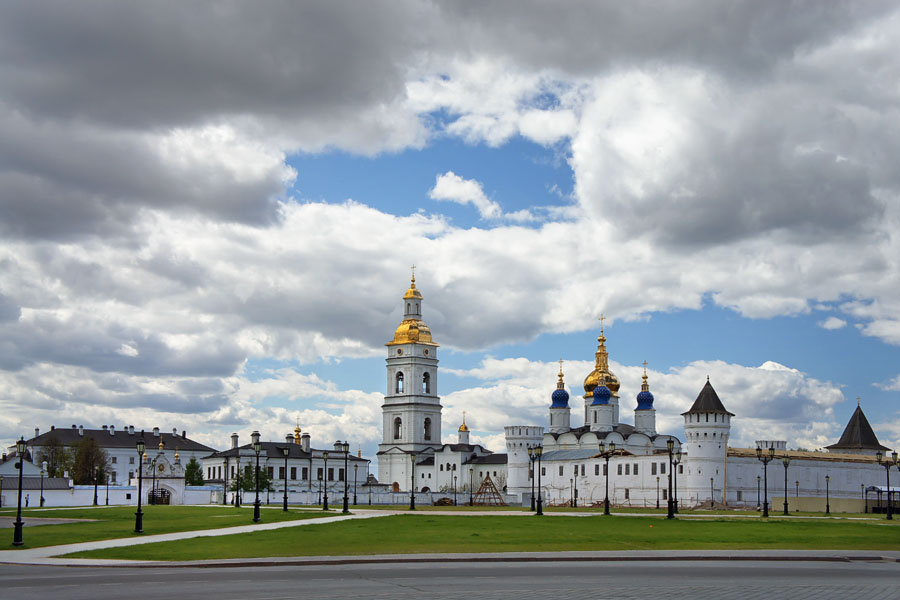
left=0, top=505, right=330, bottom=549
left=68, top=513, right=900, bottom=561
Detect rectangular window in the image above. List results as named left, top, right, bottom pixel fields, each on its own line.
left=126, top=493, right=132, bottom=500
left=617, top=464, right=622, bottom=475
left=111, top=456, right=117, bottom=464
left=529, top=467, right=533, bottom=481
left=595, top=464, right=600, bottom=476
left=737, top=490, right=743, bottom=501
left=231, top=466, right=235, bottom=478
left=625, top=464, right=630, bottom=475
left=679, top=465, right=683, bottom=474
left=573, top=465, right=578, bottom=475
left=624, top=488, right=630, bottom=500
left=129, top=471, right=134, bottom=480
left=662, top=489, right=667, bottom=500
left=660, top=463, right=666, bottom=474
left=581, top=464, right=585, bottom=476
left=541, top=467, right=546, bottom=476
left=559, top=465, right=564, bottom=476
left=328, top=468, right=334, bottom=481
left=293, top=467, right=299, bottom=480
left=267, top=467, right=274, bottom=478
left=603, top=463, right=608, bottom=476
left=218, top=466, right=222, bottom=479
left=317, top=467, right=323, bottom=480
left=651, top=463, right=657, bottom=475
left=111, top=472, right=117, bottom=482
left=440, top=464, right=444, bottom=471
left=339, top=468, right=345, bottom=482
left=129, top=456, right=135, bottom=464
left=633, top=463, right=638, bottom=476
left=279, top=467, right=285, bottom=479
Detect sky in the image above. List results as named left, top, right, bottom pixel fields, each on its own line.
left=1, top=1, right=899, bottom=466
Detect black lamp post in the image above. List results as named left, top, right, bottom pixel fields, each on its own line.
left=222, top=456, right=229, bottom=505
left=795, top=480, right=799, bottom=511
left=453, top=474, right=458, bottom=506
left=353, top=463, right=359, bottom=505
left=875, top=450, right=898, bottom=520
left=569, top=478, right=573, bottom=508
left=535, top=446, right=543, bottom=515
left=341, top=441, right=350, bottom=514
left=409, top=452, right=417, bottom=510
left=673, top=451, right=681, bottom=513
left=281, top=445, right=290, bottom=512
left=251, top=431, right=261, bottom=523
left=322, top=451, right=329, bottom=510
left=756, top=446, right=775, bottom=518
left=93, top=464, right=99, bottom=506
left=40, top=460, right=47, bottom=508
left=710, top=477, right=714, bottom=504
left=469, top=467, right=474, bottom=507
left=105, top=473, right=109, bottom=506
left=825, top=474, right=830, bottom=515
left=656, top=476, right=660, bottom=509
left=12, top=437, right=26, bottom=546
left=599, top=441, right=615, bottom=516
left=528, top=447, right=537, bottom=511
left=756, top=475, right=761, bottom=510
left=235, top=455, right=242, bottom=508
left=781, top=455, right=791, bottom=516
left=573, top=475, right=578, bottom=508
left=134, top=438, right=145, bottom=533
left=666, top=439, right=675, bottom=519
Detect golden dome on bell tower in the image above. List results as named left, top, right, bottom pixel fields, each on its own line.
left=387, top=267, right=438, bottom=347
left=583, top=315, right=620, bottom=399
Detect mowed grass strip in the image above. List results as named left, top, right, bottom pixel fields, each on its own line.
left=1, top=505, right=329, bottom=549
left=68, top=514, right=900, bottom=561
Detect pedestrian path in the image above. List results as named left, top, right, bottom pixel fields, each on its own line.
left=0, top=510, right=395, bottom=566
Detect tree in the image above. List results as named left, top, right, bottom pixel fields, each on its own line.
left=36, top=436, right=73, bottom=477
left=231, top=463, right=271, bottom=492
left=184, top=456, right=204, bottom=486
left=71, top=437, right=110, bottom=485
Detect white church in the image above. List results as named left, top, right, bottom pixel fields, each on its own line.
left=375, top=274, right=897, bottom=513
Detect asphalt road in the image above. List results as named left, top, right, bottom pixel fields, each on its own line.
left=1, top=560, right=899, bottom=600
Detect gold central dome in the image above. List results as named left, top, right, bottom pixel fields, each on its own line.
left=583, top=328, right=620, bottom=399
left=388, top=318, right=436, bottom=345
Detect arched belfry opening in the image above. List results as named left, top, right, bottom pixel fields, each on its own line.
left=394, top=417, right=402, bottom=439
left=395, top=372, right=404, bottom=394
left=423, top=372, right=430, bottom=394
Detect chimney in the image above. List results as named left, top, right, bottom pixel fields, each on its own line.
left=173, top=428, right=178, bottom=436
left=301, top=432, right=310, bottom=453
left=34, top=428, right=39, bottom=438
left=129, top=425, right=134, bottom=435
left=333, top=441, right=343, bottom=452
left=110, top=425, right=115, bottom=436
left=153, top=427, right=160, bottom=437
left=71, top=424, right=76, bottom=429
left=78, top=425, right=84, bottom=436
left=182, top=430, right=186, bottom=439
left=102, top=425, right=108, bottom=430
left=50, top=425, right=55, bottom=431
left=231, top=433, right=239, bottom=449
left=286, top=434, right=294, bottom=444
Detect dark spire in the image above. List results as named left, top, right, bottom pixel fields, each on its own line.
left=826, top=404, right=890, bottom=451
left=681, top=379, right=734, bottom=416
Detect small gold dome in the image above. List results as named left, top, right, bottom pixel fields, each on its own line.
left=158, top=440, right=164, bottom=451
left=583, top=325, right=620, bottom=399
left=458, top=413, right=470, bottom=433
left=388, top=318, right=436, bottom=345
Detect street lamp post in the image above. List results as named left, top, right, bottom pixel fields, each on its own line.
left=795, top=480, right=799, bottom=511
left=222, top=456, right=228, bottom=505
left=235, top=455, right=241, bottom=508
left=281, top=445, right=290, bottom=512
left=781, top=455, right=791, bottom=516
left=528, top=447, right=537, bottom=511
left=105, top=473, right=109, bottom=506
left=453, top=475, right=458, bottom=506
left=825, top=474, right=831, bottom=515
left=93, top=464, right=99, bottom=506
left=756, top=446, right=776, bottom=518
left=756, top=475, right=761, bottom=510
left=40, top=461, right=47, bottom=508
left=322, top=451, right=329, bottom=510
left=875, top=450, right=898, bottom=520
left=535, top=446, right=543, bottom=516
left=710, top=477, right=714, bottom=504
left=251, top=431, right=261, bottom=523
left=666, top=439, right=675, bottom=519
left=134, top=438, right=145, bottom=533
left=656, top=476, right=660, bottom=509
left=673, top=450, right=682, bottom=514
left=341, top=441, right=350, bottom=514
left=12, top=437, right=27, bottom=546
left=469, top=467, right=474, bottom=507
left=573, top=475, right=578, bottom=508
left=599, top=441, right=616, bottom=516
left=353, top=464, right=359, bottom=505
left=569, top=479, right=573, bottom=508
left=409, top=453, right=416, bottom=510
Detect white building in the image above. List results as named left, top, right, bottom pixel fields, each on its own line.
left=504, top=325, right=896, bottom=512
left=19, top=424, right=217, bottom=486
left=376, top=274, right=507, bottom=496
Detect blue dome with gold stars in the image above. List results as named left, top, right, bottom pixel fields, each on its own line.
left=551, top=387, right=569, bottom=408
left=636, top=390, right=654, bottom=410
left=591, top=385, right=611, bottom=405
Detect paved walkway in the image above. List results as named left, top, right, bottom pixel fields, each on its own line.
left=0, top=508, right=897, bottom=568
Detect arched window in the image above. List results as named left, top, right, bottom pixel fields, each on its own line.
left=394, top=417, right=402, bottom=439
left=424, top=418, right=432, bottom=440
left=422, top=372, right=430, bottom=394
left=407, top=303, right=411, bottom=313
left=395, top=372, right=404, bottom=393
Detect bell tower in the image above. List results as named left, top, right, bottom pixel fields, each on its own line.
left=377, top=268, right=442, bottom=490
